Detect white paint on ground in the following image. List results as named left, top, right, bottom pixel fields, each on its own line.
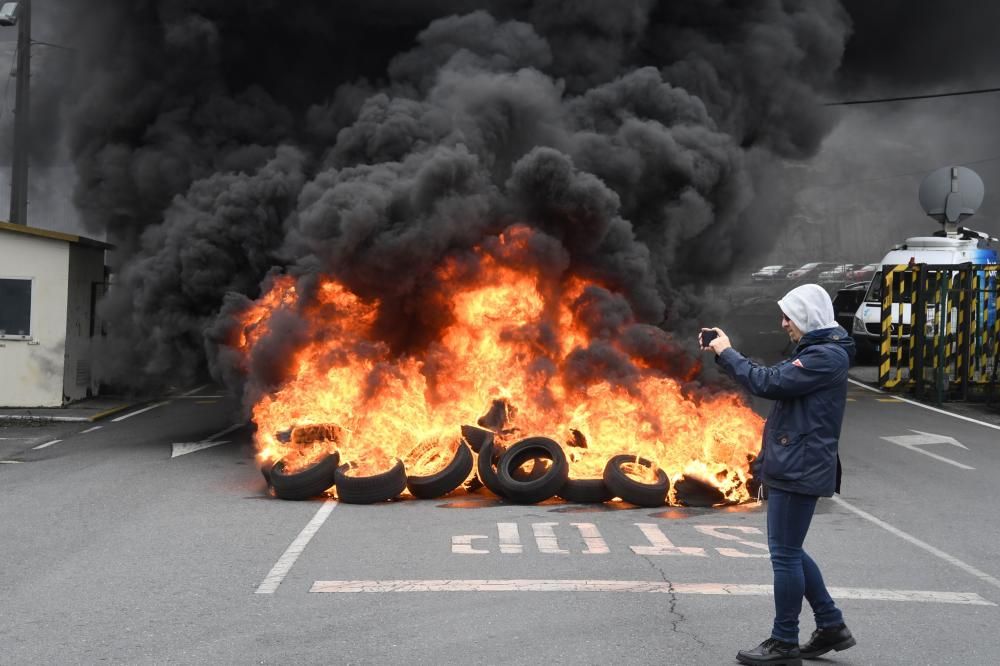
left=571, top=523, right=610, bottom=554
left=80, top=426, right=103, bottom=434
left=32, top=440, right=62, bottom=450
left=451, top=535, right=489, bottom=555
left=833, top=496, right=1000, bottom=591
left=175, top=395, right=226, bottom=399
left=179, top=384, right=209, bottom=397
left=848, top=378, right=1000, bottom=433
left=256, top=500, right=338, bottom=594
left=170, top=423, right=244, bottom=458
left=631, top=523, right=706, bottom=556
left=694, top=525, right=769, bottom=558
left=532, top=522, right=569, bottom=554
left=308, top=579, right=994, bottom=605
left=0, top=460, right=23, bottom=464
left=498, top=522, right=522, bottom=554
left=112, top=401, right=170, bottom=422
left=880, top=430, right=974, bottom=470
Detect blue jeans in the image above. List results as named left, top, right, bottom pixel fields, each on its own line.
left=766, top=487, right=844, bottom=643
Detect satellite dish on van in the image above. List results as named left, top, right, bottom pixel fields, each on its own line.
left=918, top=166, right=984, bottom=235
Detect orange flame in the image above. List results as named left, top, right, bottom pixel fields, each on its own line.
left=242, top=225, right=762, bottom=502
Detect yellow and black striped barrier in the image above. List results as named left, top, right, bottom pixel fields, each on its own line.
left=877, top=263, right=1000, bottom=403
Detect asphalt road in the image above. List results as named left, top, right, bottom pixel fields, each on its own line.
left=1, top=383, right=999, bottom=665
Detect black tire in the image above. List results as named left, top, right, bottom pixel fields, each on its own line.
left=270, top=452, right=340, bottom=501
left=260, top=459, right=276, bottom=487
left=335, top=459, right=408, bottom=504
left=557, top=478, right=614, bottom=504
left=496, top=437, right=569, bottom=504
left=405, top=441, right=474, bottom=499
left=476, top=438, right=507, bottom=498
left=674, top=475, right=726, bottom=507
left=603, top=455, right=669, bottom=507
left=461, top=425, right=494, bottom=453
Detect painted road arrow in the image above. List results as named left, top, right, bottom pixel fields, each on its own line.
left=880, top=429, right=974, bottom=470
left=171, top=423, right=244, bottom=459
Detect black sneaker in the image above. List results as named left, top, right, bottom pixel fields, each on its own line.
left=799, top=624, right=856, bottom=659
left=736, top=637, right=802, bottom=665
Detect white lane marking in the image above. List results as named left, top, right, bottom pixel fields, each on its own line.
left=833, top=496, right=1000, bottom=591
left=0, top=460, right=23, bottom=464
left=880, top=430, right=975, bottom=470
left=179, top=384, right=209, bottom=397
left=256, top=500, right=337, bottom=594
left=498, top=523, right=522, bottom=554
left=571, top=523, right=610, bottom=555
left=848, top=378, right=1000, bottom=432
left=693, top=525, right=769, bottom=558
left=309, top=579, right=994, bottom=604
left=80, top=426, right=103, bottom=434
left=112, top=401, right=170, bottom=422
left=533, top=522, right=569, bottom=554
left=451, top=535, right=489, bottom=554
left=171, top=423, right=243, bottom=458
left=32, top=440, right=62, bottom=450
left=631, top=523, right=706, bottom=556
left=175, top=395, right=226, bottom=399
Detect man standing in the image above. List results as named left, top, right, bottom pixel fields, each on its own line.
left=701, top=284, right=857, bottom=665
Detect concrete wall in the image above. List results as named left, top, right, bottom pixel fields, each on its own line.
left=63, top=245, right=105, bottom=402
left=0, top=233, right=70, bottom=407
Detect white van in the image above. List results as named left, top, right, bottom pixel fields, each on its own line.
left=850, top=236, right=998, bottom=358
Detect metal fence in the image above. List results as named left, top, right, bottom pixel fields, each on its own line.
left=878, top=264, right=1000, bottom=403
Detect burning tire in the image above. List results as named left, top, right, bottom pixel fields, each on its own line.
left=461, top=425, right=494, bottom=454
left=405, top=440, right=474, bottom=499
left=557, top=478, right=614, bottom=504
left=496, top=437, right=569, bottom=504
left=270, top=452, right=340, bottom=501
left=476, top=438, right=507, bottom=498
left=335, top=459, right=407, bottom=504
left=603, top=455, right=669, bottom=507
left=260, top=459, right=276, bottom=487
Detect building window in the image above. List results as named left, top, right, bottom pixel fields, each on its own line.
left=0, top=277, right=32, bottom=339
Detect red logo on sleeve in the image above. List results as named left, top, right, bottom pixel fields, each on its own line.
left=792, top=359, right=804, bottom=368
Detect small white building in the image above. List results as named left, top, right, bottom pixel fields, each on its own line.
left=0, top=221, right=111, bottom=407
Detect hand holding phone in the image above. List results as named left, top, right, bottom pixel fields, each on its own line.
left=699, top=329, right=718, bottom=349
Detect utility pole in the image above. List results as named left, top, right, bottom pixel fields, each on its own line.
left=9, top=0, right=30, bottom=225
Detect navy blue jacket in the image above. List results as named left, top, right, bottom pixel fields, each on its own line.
left=716, top=326, right=855, bottom=497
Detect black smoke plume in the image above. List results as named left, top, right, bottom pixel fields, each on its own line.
left=45, top=1, right=850, bottom=396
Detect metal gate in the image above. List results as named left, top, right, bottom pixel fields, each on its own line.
left=878, top=263, right=1000, bottom=403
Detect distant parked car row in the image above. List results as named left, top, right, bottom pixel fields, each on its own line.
left=751, top=262, right=878, bottom=283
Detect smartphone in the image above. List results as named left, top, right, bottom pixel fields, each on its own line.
left=700, top=330, right=718, bottom=349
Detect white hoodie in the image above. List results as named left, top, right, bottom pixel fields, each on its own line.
left=777, top=284, right=838, bottom=334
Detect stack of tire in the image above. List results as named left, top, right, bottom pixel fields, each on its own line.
left=261, top=436, right=476, bottom=503
left=262, top=424, right=675, bottom=507
left=472, top=428, right=670, bottom=507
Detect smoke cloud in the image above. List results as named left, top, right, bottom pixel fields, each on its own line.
left=39, top=1, right=852, bottom=394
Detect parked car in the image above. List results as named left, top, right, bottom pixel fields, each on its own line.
left=832, top=282, right=869, bottom=333
left=786, top=262, right=841, bottom=281
left=817, top=264, right=859, bottom=283
left=846, top=263, right=878, bottom=282
left=750, top=265, right=788, bottom=281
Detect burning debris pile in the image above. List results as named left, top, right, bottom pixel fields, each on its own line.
left=238, top=225, right=764, bottom=507
left=49, top=3, right=851, bottom=506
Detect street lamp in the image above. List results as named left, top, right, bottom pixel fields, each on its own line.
left=1, top=0, right=29, bottom=226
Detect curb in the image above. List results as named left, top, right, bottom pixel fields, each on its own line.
left=0, top=402, right=142, bottom=424
left=86, top=403, right=141, bottom=422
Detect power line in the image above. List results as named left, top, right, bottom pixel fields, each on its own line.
left=813, top=155, right=1000, bottom=190
left=825, top=87, right=1000, bottom=106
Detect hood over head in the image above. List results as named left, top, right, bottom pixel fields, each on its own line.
left=778, top=283, right=837, bottom=333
